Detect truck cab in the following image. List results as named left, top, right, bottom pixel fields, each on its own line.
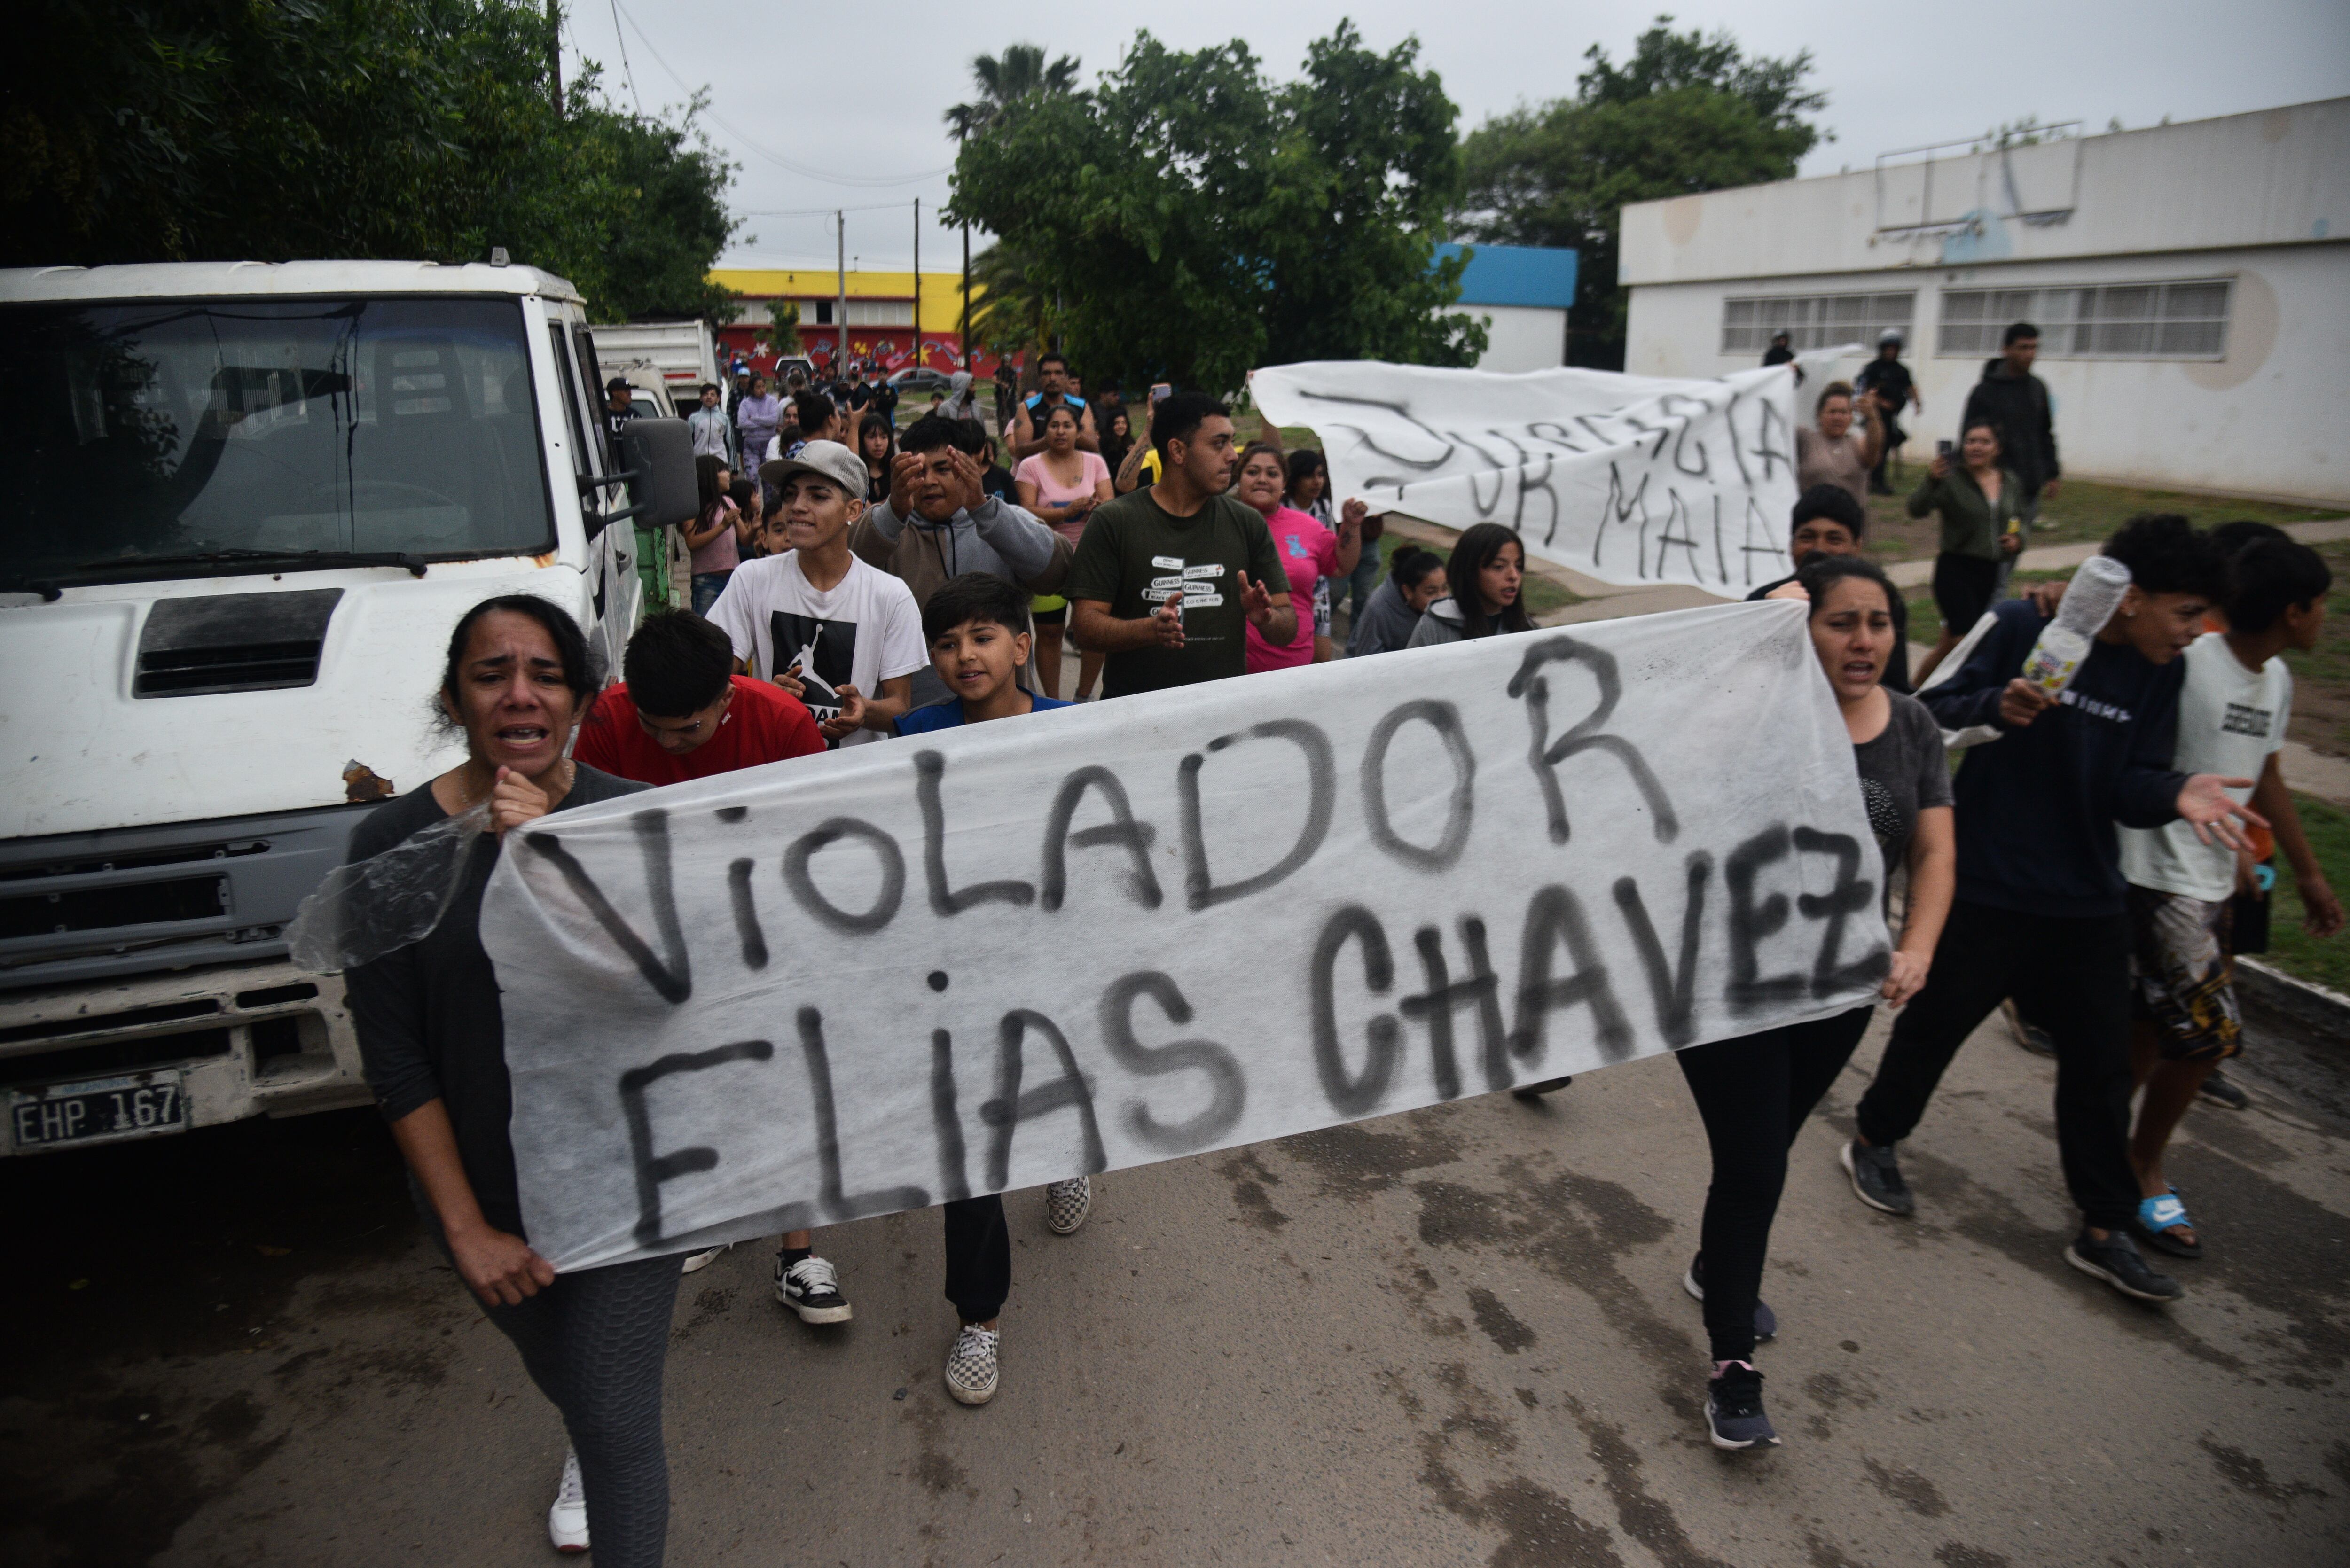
left=0, top=259, right=673, bottom=1155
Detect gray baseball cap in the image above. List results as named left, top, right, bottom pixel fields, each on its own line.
left=759, top=439, right=867, bottom=499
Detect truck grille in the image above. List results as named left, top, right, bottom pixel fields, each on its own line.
left=137, top=639, right=327, bottom=696
left=0, top=876, right=227, bottom=939
left=134, top=589, right=341, bottom=698
left=0, top=804, right=370, bottom=991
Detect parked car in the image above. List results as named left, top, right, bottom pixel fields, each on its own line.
left=887, top=367, right=951, bottom=395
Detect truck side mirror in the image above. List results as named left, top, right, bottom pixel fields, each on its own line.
left=583, top=418, right=699, bottom=538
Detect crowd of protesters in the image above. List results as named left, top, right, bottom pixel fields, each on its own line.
left=345, top=327, right=2336, bottom=1559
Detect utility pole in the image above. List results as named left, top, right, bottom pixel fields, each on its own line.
left=836, top=211, right=848, bottom=380
left=961, top=223, right=971, bottom=373
left=545, top=0, right=562, bottom=115
left=912, top=200, right=921, bottom=370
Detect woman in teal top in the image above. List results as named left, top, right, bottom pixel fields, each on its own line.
left=1910, top=419, right=2025, bottom=686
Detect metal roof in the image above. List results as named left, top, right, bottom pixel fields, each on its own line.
left=1433, top=242, right=1580, bottom=309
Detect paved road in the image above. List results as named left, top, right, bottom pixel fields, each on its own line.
left=4, top=997, right=2344, bottom=1568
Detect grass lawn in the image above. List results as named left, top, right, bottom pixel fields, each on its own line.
left=1863, top=474, right=2341, bottom=566
left=2269, top=794, right=2350, bottom=994
left=1350, top=530, right=1579, bottom=624
left=1903, top=568, right=2070, bottom=646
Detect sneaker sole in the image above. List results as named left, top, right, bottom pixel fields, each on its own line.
left=1045, top=1215, right=1089, bottom=1236
left=772, top=1284, right=854, bottom=1323
left=1704, top=1410, right=1780, bottom=1451
left=2063, top=1243, right=2182, bottom=1302
left=947, top=1380, right=997, bottom=1406
left=680, top=1244, right=728, bottom=1274
left=1840, top=1142, right=1914, bottom=1217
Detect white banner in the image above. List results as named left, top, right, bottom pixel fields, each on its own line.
left=484, top=603, right=1888, bottom=1272
left=1253, top=360, right=1802, bottom=595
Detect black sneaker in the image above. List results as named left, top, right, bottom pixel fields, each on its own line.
left=1683, top=1252, right=1777, bottom=1341
left=2064, top=1228, right=2184, bottom=1303
left=1841, top=1139, right=1915, bottom=1217
left=1705, top=1361, right=1779, bottom=1450
left=2197, top=1069, right=2249, bottom=1111
left=775, top=1252, right=854, bottom=1324
left=1511, top=1076, right=1574, bottom=1103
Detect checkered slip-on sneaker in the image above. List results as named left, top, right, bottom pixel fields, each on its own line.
left=1044, top=1176, right=1093, bottom=1235
left=945, top=1324, right=1000, bottom=1406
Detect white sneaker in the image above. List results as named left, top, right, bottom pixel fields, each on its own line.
left=1044, top=1176, right=1092, bottom=1235
left=945, top=1324, right=1000, bottom=1405
left=548, top=1451, right=588, bottom=1554
left=680, top=1242, right=730, bottom=1273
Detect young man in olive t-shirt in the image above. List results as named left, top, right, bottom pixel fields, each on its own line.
left=1067, top=392, right=1292, bottom=696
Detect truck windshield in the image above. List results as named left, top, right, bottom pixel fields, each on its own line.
left=1, top=296, right=555, bottom=589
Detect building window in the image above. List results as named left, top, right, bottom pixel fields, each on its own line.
left=1937, top=280, right=2231, bottom=359
left=846, top=299, right=915, bottom=328
left=810, top=299, right=834, bottom=326
left=1721, top=291, right=1915, bottom=355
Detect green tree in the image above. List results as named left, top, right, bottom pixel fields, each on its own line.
left=949, top=23, right=1481, bottom=394
left=943, top=44, right=1085, bottom=141
left=1458, top=15, right=1825, bottom=367
left=1, top=1, right=738, bottom=325
left=967, top=241, right=1054, bottom=372
left=768, top=298, right=803, bottom=357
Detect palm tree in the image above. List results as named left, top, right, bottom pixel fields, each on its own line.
left=968, top=242, right=1052, bottom=376
left=942, top=45, right=1083, bottom=141
left=945, top=46, right=1081, bottom=353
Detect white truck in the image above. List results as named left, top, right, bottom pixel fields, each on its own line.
left=589, top=318, right=720, bottom=414
left=0, top=259, right=697, bottom=1155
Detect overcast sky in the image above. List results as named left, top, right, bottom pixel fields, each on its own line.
left=567, top=0, right=2350, bottom=275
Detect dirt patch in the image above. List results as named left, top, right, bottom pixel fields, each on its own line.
left=1280, top=1111, right=1465, bottom=1200
left=1863, top=1456, right=1951, bottom=1517
left=1467, top=1287, right=1537, bottom=1354
left=1214, top=1148, right=1290, bottom=1232
left=2198, top=1435, right=2328, bottom=1505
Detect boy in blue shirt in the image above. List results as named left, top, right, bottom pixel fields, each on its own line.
left=893, top=574, right=1082, bottom=1405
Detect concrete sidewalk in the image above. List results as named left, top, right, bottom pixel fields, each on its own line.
left=1884, top=516, right=2350, bottom=588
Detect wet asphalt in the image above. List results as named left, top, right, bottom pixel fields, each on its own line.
left=2, top=994, right=2344, bottom=1568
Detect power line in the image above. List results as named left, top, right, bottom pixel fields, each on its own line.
left=605, top=0, right=642, bottom=115
left=609, top=0, right=951, bottom=188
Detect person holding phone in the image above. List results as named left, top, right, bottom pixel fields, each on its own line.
left=1116, top=384, right=1176, bottom=493
left=1909, top=420, right=2025, bottom=686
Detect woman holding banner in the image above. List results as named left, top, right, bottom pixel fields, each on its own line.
left=344, top=596, right=676, bottom=1563
left=1674, top=554, right=1954, bottom=1450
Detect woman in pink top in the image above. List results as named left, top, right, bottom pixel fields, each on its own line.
left=683, top=454, right=744, bottom=616
left=1013, top=404, right=1112, bottom=545
left=1016, top=404, right=1115, bottom=698
left=1236, top=443, right=1362, bottom=673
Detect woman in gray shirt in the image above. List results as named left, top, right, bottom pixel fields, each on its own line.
left=1668, top=555, right=1955, bottom=1453
left=345, top=596, right=672, bottom=1564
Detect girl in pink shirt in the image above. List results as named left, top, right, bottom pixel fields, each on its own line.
left=1235, top=444, right=1361, bottom=672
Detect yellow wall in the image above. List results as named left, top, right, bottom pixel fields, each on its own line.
left=709, top=268, right=978, bottom=326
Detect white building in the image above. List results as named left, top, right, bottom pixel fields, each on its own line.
left=1619, top=99, right=2349, bottom=504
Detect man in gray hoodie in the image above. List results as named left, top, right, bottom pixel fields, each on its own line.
left=850, top=413, right=1071, bottom=703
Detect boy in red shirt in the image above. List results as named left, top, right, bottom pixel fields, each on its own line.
left=573, top=612, right=849, bottom=1320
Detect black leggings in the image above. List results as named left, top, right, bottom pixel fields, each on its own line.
left=480, top=1255, right=682, bottom=1567
left=944, top=1194, right=1010, bottom=1323
left=1675, top=1006, right=1875, bottom=1363
left=1931, top=552, right=2000, bottom=636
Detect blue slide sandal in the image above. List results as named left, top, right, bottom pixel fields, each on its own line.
left=2133, top=1189, right=2201, bottom=1260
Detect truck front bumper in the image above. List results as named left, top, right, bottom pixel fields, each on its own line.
left=0, top=958, right=369, bottom=1155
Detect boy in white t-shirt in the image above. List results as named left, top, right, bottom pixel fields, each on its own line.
left=2118, top=537, right=2339, bottom=1258
left=709, top=441, right=927, bottom=748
